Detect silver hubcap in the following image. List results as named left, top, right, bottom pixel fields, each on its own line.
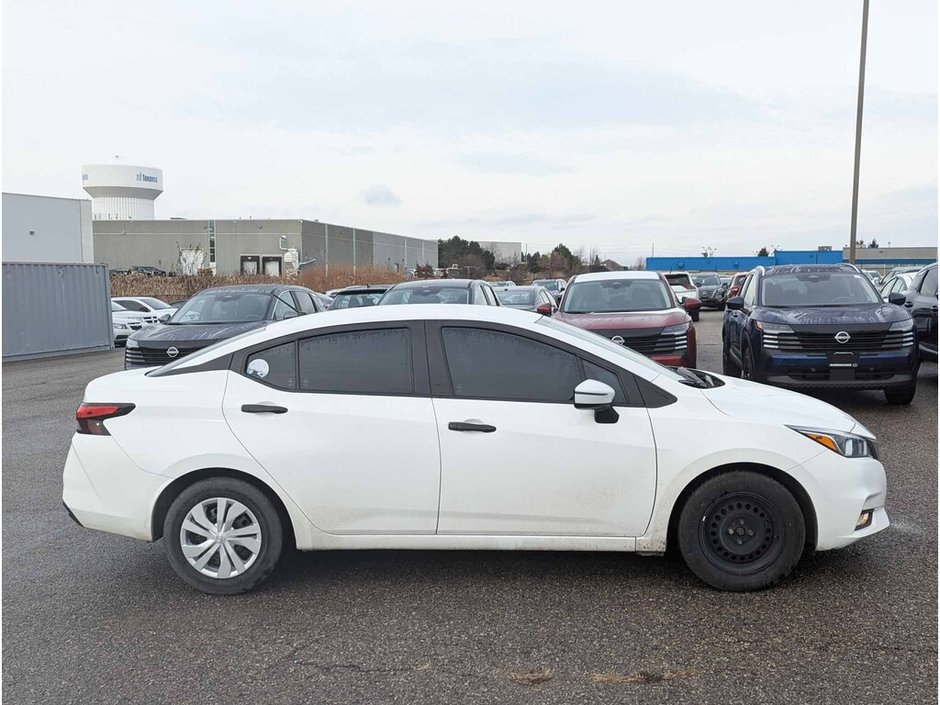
left=179, top=497, right=262, bottom=579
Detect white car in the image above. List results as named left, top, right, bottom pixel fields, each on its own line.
left=64, top=305, right=888, bottom=594
left=878, top=272, right=916, bottom=302
left=111, top=301, right=156, bottom=346
left=111, top=296, right=177, bottom=321
left=664, top=272, right=701, bottom=321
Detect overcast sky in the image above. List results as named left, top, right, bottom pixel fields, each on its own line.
left=3, top=1, right=937, bottom=262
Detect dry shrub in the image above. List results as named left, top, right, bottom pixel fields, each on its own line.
left=507, top=667, right=555, bottom=686
left=109, top=266, right=408, bottom=301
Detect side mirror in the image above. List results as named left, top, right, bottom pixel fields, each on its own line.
left=574, top=379, right=616, bottom=410
left=726, top=296, right=744, bottom=311
left=888, top=292, right=906, bottom=306
left=158, top=313, right=172, bottom=323
left=282, top=311, right=299, bottom=319
left=536, top=302, right=553, bottom=315
left=684, top=297, right=701, bottom=308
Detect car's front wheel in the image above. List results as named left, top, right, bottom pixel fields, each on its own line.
left=721, top=342, right=740, bottom=376
left=164, top=478, right=284, bottom=594
left=677, top=471, right=805, bottom=591
left=884, top=384, right=916, bottom=405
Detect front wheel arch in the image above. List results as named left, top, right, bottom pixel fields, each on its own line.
left=151, top=468, right=296, bottom=551
left=665, top=463, right=817, bottom=555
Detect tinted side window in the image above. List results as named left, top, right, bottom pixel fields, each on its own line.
left=583, top=360, right=626, bottom=404
left=293, top=291, right=317, bottom=314
left=118, top=300, right=148, bottom=312
left=246, top=342, right=297, bottom=390
left=299, top=328, right=413, bottom=394
left=921, top=268, right=938, bottom=297
left=272, top=296, right=296, bottom=320
left=742, top=275, right=757, bottom=307
left=442, top=327, right=580, bottom=402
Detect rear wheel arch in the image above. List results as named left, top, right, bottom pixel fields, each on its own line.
left=151, top=468, right=296, bottom=550
left=666, top=463, right=817, bottom=554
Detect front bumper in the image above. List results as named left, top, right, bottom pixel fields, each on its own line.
left=798, top=452, right=889, bottom=550
left=756, top=348, right=918, bottom=389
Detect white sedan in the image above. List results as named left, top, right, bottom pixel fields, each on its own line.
left=63, top=305, right=888, bottom=594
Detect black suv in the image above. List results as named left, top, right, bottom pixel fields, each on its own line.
left=722, top=264, right=919, bottom=404
left=692, top=272, right=726, bottom=310
left=890, top=262, right=937, bottom=361
left=125, top=284, right=324, bottom=368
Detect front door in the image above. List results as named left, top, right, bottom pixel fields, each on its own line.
left=428, top=324, right=657, bottom=537
left=222, top=324, right=441, bottom=534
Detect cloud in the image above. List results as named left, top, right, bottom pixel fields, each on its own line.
left=454, top=152, right=572, bottom=175
left=359, top=184, right=402, bottom=207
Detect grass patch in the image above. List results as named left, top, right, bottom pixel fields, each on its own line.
left=507, top=667, right=555, bottom=686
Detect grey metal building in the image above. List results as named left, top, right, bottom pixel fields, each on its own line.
left=92, top=219, right=439, bottom=275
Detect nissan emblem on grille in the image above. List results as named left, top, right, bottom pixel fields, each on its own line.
left=835, top=331, right=851, bottom=344
left=166, top=347, right=179, bottom=358
left=611, top=336, right=625, bottom=345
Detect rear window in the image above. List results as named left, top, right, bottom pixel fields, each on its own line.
left=496, top=289, right=536, bottom=306
left=380, top=287, right=470, bottom=305
left=329, top=291, right=385, bottom=309
left=761, top=272, right=881, bottom=307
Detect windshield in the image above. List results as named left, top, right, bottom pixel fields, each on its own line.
left=170, top=292, right=272, bottom=324
left=664, top=274, right=694, bottom=289
left=139, top=297, right=172, bottom=309
left=111, top=302, right=129, bottom=312
left=692, top=274, right=720, bottom=287
left=496, top=289, right=536, bottom=306
left=380, top=286, right=470, bottom=304
left=536, top=317, right=684, bottom=382
left=329, top=291, right=385, bottom=309
left=761, top=272, right=881, bottom=307
left=534, top=280, right=560, bottom=291
left=562, top=279, right=672, bottom=313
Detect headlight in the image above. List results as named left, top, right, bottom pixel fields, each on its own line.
left=113, top=322, right=129, bottom=330
left=889, top=320, right=915, bottom=332
left=662, top=322, right=690, bottom=335
left=755, top=321, right=793, bottom=333
left=788, top=426, right=877, bottom=458
left=126, top=337, right=139, bottom=348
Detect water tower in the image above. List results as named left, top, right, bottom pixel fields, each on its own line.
left=81, top=164, right=163, bottom=220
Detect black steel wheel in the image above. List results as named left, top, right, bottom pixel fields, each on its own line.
left=677, top=471, right=805, bottom=591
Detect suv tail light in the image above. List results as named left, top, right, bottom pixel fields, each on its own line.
left=76, top=403, right=135, bottom=435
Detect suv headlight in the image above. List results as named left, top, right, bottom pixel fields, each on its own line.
left=889, top=320, right=915, bottom=332
left=754, top=321, right=793, bottom=333
left=788, top=426, right=877, bottom=459
left=113, top=322, right=129, bottom=330
left=662, top=322, right=690, bottom=335
left=126, top=337, right=139, bottom=348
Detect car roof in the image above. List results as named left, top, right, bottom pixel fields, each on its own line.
left=572, top=270, right=660, bottom=283
left=197, top=284, right=295, bottom=295
left=389, top=279, right=478, bottom=289
left=764, top=264, right=860, bottom=275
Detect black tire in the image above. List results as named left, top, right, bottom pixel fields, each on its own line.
left=677, top=471, right=805, bottom=591
left=690, top=310, right=700, bottom=322
left=740, top=343, right=761, bottom=382
left=884, top=384, right=916, bottom=405
left=721, top=341, right=740, bottom=376
left=164, top=478, right=284, bottom=595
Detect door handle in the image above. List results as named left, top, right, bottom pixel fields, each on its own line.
left=241, top=404, right=288, bottom=414
left=448, top=421, right=496, bottom=433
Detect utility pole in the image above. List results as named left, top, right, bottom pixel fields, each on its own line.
left=849, top=0, right=870, bottom=265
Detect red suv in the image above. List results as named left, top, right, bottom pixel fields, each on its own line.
left=554, top=271, right=696, bottom=367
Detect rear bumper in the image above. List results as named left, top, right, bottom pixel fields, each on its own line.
left=756, top=348, right=918, bottom=389
left=62, top=435, right=168, bottom=541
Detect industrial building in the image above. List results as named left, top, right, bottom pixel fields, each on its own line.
left=646, top=246, right=937, bottom=274
left=92, top=219, right=439, bottom=275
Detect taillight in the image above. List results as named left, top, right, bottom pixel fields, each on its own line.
left=76, top=403, right=135, bottom=435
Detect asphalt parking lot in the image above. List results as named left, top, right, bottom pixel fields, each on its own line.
left=3, top=310, right=937, bottom=705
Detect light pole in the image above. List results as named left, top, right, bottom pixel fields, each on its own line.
left=849, top=0, right=870, bottom=264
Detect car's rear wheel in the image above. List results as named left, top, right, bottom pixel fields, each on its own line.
left=884, top=384, right=916, bottom=405
left=164, top=478, right=284, bottom=595
left=677, top=471, right=805, bottom=591
left=690, top=310, right=700, bottom=322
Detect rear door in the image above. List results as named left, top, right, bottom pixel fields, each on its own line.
left=427, top=322, right=657, bottom=537
left=222, top=322, right=441, bottom=534
left=909, top=267, right=938, bottom=351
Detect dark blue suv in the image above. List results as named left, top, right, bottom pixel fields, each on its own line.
left=722, top=264, right=919, bottom=404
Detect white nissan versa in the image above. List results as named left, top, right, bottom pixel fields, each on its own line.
left=63, top=305, right=888, bottom=594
